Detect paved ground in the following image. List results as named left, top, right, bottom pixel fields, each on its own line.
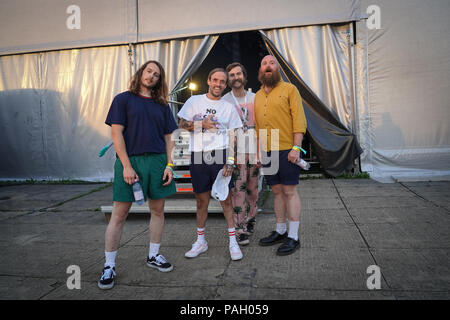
left=0, top=179, right=449, bottom=300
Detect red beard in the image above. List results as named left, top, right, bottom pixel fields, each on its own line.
left=258, top=68, right=281, bottom=87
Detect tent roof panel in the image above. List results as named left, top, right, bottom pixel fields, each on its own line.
left=0, top=0, right=361, bottom=55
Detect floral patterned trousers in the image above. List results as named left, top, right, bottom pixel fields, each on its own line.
left=231, top=153, right=260, bottom=234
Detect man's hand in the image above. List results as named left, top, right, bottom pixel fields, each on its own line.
left=123, top=166, right=138, bottom=185
left=287, top=149, right=300, bottom=164
left=162, top=168, right=173, bottom=186
left=202, top=115, right=218, bottom=131
left=222, top=164, right=234, bottom=177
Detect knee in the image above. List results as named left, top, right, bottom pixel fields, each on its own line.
left=271, top=185, right=283, bottom=196
left=282, top=187, right=298, bottom=199
left=110, top=202, right=131, bottom=226
left=110, top=211, right=128, bottom=227
left=150, top=208, right=164, bottom=218
left=196, top=197, right=209, bottom=209
left=221, top=196, right=232, bottom=208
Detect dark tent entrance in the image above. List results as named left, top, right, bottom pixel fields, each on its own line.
left=174, top=30, right=362, bottom=180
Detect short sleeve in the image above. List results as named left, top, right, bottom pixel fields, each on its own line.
left=164, top=106, right=179, bottom=134
left=105, top=93, right=127, bottom=127
left=177, top=96, right=195, bottom=121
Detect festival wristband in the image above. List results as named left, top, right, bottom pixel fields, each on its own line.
left=166, top=163, right=174, bottom=167
left=293, top=146, right=307, bottom=155
left=165, top=166, right=177, bottom=178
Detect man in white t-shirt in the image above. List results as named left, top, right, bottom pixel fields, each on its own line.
left=177, top=68, right=244, bottom=261
left=222, top=62, right=259, bottom=247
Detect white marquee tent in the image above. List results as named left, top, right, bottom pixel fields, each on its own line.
left=0, top=0, right=449, bottom=182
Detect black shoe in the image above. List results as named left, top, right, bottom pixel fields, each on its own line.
left=237, top=233, right=250, bottom=246
left=98, top=266, right=116, bottom=290
left=258, top=231, right=287, bottom=246
left=276, top=237, right=300, bottom=256
left=147, top=254, right=174, bottom=272
left=246, top=220, right=255, bottom=234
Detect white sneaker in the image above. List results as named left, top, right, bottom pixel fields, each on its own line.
left=185, top=241, right=208, bottom=258
left=229, top=245, right=243, bottom=261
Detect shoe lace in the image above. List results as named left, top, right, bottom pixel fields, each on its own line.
left=155, top=254, right=167, bottom=264
left=101, top=267, right=115, bottom=280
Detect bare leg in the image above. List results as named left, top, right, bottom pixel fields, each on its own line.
left=105, top=201, right=132, bottom=252
left=282, top=185, right=301, bottom=222
left=271, top=184, right=287, bottom=224
left=220, top=191, right=235, bottom=229
left=195, top=191, right=210, bottom=228
left=148, top=198, right=165, bottom=244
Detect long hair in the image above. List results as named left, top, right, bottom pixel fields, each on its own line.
left=129, top=60, right=169, bottom=105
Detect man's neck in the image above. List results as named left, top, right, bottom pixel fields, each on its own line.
left=231, top=87, right=246, bottom=98
left=206, top=92, right=221, bottom=101
left=264, top=85, right=273, bottom=94
left=139, top=86, right=151, bottom=97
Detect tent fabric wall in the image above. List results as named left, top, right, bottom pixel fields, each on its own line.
left=1, top=1, right=450, bottom=182
left=137, top=0, right=361, bottom=43
left=265, top=25, right=354, bottom=132
left=135, top=36, right=218, bottom=93
left=0, top=36, right=217, bottom=181
left=0, top=0, right=137, bottom=56
left=0, top=46, right=130, bottom=180
left=359, top=0, right=450, bottom=182
left=260, top=31, right=363, bottom=177
left=0, top=0, right=361, bottom=56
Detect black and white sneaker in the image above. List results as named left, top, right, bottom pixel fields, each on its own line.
left=98, top=265, right=116, bottom=290
left=147, top=254, right=174, bottom=272
left=246, top=218, right=256, bottom=234
left=237, top=233, right=250, bottom=246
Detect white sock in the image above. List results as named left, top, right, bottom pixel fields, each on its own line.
left=288, top=221, right=300, bottom=241
left=197, top=227, right=206, bottom=243
left=228, top=228, right=238, bottom=247
left=104, top=250, right=117, bottom=268
left=149, top=242, right=160, bottom=258
left=276, top=222, right=287, bottom=235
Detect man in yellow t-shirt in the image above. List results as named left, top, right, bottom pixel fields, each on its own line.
left=254, top=55, right=307, bottom=256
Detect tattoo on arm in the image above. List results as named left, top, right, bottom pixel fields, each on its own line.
left=179, top=119, right=194, bottom=131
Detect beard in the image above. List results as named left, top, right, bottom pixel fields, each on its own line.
left=209, top=87, right=223, bottom=98
left=141, top=81, right=157, bottom=90
left=258, top=68, right=281, bottom=87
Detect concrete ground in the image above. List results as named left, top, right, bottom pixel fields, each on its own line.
left=0, top=179, right=449, bottom=300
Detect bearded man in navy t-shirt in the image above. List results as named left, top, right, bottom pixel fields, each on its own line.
left=98, top=60, right=178, bottom=290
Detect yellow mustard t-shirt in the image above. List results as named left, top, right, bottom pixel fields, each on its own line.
left=254, top=81, right=307, bottom=151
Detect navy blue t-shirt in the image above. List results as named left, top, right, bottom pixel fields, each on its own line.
left=105, top=91, right=178, bottom=156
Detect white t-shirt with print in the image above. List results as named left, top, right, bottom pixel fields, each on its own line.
left=177, top=94, right=243, bottom=152
left=222, top=90, right=257, bottom=154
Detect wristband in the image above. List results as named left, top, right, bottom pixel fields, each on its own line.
left=293, top=146, right=307, bottom=155
left=166, top=163, right=174, bottom=167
